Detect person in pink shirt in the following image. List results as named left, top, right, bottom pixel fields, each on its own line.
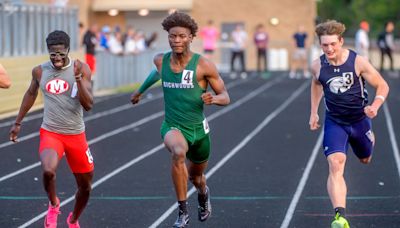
left=200, top=20, right=219, bottom=59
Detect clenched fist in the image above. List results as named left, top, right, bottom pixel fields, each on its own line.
left=201, top=92, right=214, bottom=105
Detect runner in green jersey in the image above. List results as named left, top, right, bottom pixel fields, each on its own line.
left=131, top=12, right=230, bottom=228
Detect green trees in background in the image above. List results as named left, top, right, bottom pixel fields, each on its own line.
left=317, top=0, right=400, bottom=37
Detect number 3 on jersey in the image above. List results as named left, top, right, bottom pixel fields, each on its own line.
left=181, top=70, right=194, bottom=85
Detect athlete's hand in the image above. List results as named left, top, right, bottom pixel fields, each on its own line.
left=309, top=113, right=320, bottom=131
left=201, top=92, right=214, bottom=105
left=9, top=123, right=21, bottom=143
left=130, top=92, right=142, bottom=105
left=74, top=59, right=83, bottom=81
left=364, top=105, right=378, bottom=119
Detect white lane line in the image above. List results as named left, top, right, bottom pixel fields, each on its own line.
left=149, top=81, right=309, bottom=228
left=0, top=78, right=251, bottom=181
left=280, top=131, right=323, bottom=228
left=17, top=77, right=281, bottom=228
left=0, top=78, right=245, bottom=147
left=0, top=93, right=163, bottom=149
left=0, top=78, right=244, bottom=129
left=383, top=103, right=400, bottom=180
left=0, top=92, right=158, bottom=128
left=0, top=112, right=164, bottom=183
left=0, top=113, right=43, bottom=128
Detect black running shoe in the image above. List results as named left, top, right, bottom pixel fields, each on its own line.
left=173, top=210, right=189, bottom=228
left=198, top=186, right=212, bottom=222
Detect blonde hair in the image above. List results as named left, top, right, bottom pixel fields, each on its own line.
left=315, top=20, right=346, bottom=39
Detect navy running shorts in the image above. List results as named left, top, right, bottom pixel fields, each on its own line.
left=323, top=117, right=374, bottom=159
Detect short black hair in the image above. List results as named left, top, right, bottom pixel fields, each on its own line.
left=46, top=30, right=70, bottom=49
left=161, top=11, right=198, bottom=37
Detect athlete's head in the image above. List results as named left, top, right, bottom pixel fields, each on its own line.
left=315, top=20, right=346, bottom=60
left=46, top=30, right=70, bottom=69
left=162, top=11, right=198, bottom=54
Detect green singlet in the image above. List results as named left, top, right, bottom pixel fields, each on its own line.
left=160, top=52, right=211, bottom=164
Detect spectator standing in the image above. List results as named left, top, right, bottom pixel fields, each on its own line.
left=99, top=26, right=111, bottom=51
left=377, top=21, right=395, bottom=72
left=199, top=20, right=219, bottom=59
left=355, top=21, right=370, bottom=59
left=82, top=24, right=98, bottom=75
left=108, top=31, right=124, bottom=55
left=124, top=26, right=137, bottom=54
left=230, top=24, right=248, bottom=79
left=290, top=25, right=309, bottom=79
left=253, top=23, right=269, bottom=74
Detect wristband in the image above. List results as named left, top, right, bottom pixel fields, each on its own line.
left=14, top=122, right=21, bottom=126
left=374, top=95, right=385, bottom=102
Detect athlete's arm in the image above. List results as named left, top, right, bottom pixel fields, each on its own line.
left=199, top=57, right=230, bottom=106
left=0, top=63, right=11, bottom=88
left=74, top=59, right=93, bottom=111
left=309, top=59, right=323, bottom=131
left=355, top=55, right=389, bottom=118
left=131, top=53, right=163, bottom=105
left=9, top=66, right=41, bottom=142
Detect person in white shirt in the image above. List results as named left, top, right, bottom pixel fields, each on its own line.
left=108, top=32, right=124, bottom=55
left=230, top=24, right=248, bottom=78
left=355, top=21, right=370, bottom=59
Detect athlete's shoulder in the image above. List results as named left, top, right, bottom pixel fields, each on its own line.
left=153, top=52, right=165, bottom=66
left=32, top=64, right=43, bottom=76
left=198, top=55, right=216, bottom=70
left=311, top=57, right=321, bottom=79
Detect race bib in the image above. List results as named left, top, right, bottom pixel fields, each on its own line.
left=203, top=118, right=210, bottom=134
left=86, top=148, right=94, bottom=164
left=181, top=70, right=194, bottom=85
left=71, top=82, right=78, bottom=98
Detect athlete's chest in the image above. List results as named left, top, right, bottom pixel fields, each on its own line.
left=320, top=66, right=358, bottom=95
left=41, top=69, right=76, bottom=97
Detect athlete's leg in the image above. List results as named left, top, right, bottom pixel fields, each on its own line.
left=350, top=118, right=374, bottom=164
left=188, top=161, right=208, bottom=194
left=188, top=161, right=211, bottom=222
left=62, top=131, right=94, bottom=224
left=69, top=171, right=94, bottom=223
left=41, top=149, right=61, bottom=206
left=327, top=152, right=347, bottom=209
left=164, top=129, right=189, bottom=201
left=323, top=118, right=350, bottom=212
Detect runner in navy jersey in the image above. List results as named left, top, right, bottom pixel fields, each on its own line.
left=309, top=20, right=389, bottom=228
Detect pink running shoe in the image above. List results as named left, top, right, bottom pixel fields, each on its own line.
left=67, top=212, right=80, bottom=228
left=44, top=197, right=60, bottom=228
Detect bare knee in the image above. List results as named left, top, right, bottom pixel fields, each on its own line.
left=170, top=146, right=187, bottom=165
left=78, top=183, right=92, bottom=194
left=43, top=169, right=56, bottom=180
left=328, top=156, right=346, bottom=176
left=189, top=174, right=202, bottom=187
